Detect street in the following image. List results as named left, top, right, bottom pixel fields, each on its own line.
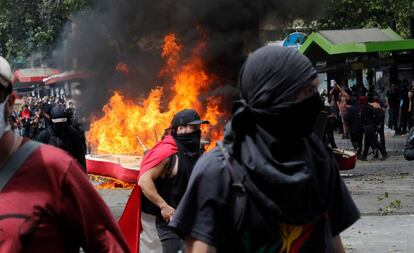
left=96, top=134, right=414, bottom=252
left=341, top=157, right=414, bottom=252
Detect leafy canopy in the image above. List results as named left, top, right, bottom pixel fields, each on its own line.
left=0, top=0, right=90, bottom=66
left=317, top=0, right=414, bottom=38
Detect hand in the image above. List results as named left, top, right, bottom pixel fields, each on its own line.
left=409, top=91, right=413, bottom=98
left=160, top=203, right=175, bottom=222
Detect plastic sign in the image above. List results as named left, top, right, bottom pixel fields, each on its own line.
left=282, top=32, right=308, bottom=49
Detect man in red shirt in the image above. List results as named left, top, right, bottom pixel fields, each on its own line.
left=0, top=56, right=130, bottom=252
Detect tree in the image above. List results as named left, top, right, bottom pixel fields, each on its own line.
left=0, top=0, right=90, bottom=67
left=316, top=0, right=414, bottom=38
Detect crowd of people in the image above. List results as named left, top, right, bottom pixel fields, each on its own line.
left=8, top=94, right=87, bottom=168
left=319, top=79, right=414, bottom=160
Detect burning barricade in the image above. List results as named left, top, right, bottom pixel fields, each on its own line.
left=86, top=34, right=225, bottom=188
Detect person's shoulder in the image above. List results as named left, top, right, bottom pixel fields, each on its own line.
left=30, top=141, right=78, bottom=172
left=192, top=146, right=229, bottom=180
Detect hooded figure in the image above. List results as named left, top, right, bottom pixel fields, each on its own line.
left=171, top=46, right=360, bottom=253
left=36, top=106, right=87, bottom=169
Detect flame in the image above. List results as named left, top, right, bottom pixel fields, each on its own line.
left=89, top=175, right=135, bottom=189
left=88, top=33, right=224, bottom=155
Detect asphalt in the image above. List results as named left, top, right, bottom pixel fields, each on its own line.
left=95, top=133, right=413, bottom=252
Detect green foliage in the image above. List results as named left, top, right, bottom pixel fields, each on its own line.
left=0, top=0, right=90, bottom=66
left=377, top=192, right=402, bottom=215
left=317, top=0, right=414, bottom=38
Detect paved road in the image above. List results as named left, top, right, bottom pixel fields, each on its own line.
left=340, top=157, right=414, bottom=252
left=342, top=215, right=414, bottom=252
left=96, top=134, right=413, bottom=252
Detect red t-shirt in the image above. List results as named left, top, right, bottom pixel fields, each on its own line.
left=0, top=140, right=130, bottom=252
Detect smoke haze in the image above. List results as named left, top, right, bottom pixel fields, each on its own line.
left=56, top=0, right=327, bottom=117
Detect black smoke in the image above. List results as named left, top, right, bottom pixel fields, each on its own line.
left=56, top=0, right=326, bottom=118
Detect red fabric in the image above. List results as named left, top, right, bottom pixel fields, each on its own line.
left=118, top=135, right=178, bottom=253
left=86, top=158, right=139, bottom=183
left=290, top=224, right=315, bottom=253
left=0, top=140, right=130, bottom=253
left=21, top=110, right=30, bottom=119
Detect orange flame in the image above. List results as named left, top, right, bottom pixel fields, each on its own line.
left=88, top=33, right=224, bottom=155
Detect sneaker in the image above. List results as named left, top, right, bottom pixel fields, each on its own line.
left=380, top=153, right=389, bottom=161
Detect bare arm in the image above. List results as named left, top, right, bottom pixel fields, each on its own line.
left=138, top=157, right=175, bottom=221
left=332, top=235, right=345, bottom=253
left=185, top=237, right=216, bottom=253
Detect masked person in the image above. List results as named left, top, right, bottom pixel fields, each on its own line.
left=0, top=56, right=130, bottom=252
left=36, top=105, right=86, bottom=169
left=118, top=109, right=208, bottom=253
left=170, top=46, right=360, bottom=253
left=360, top=96, right=388, bottom=161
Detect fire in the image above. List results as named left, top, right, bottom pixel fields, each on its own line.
left=88, top=33, right=224, bottom=155
left=89, top=175, right=135, bottom=189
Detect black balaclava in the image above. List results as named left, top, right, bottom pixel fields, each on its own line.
left=173, top=129, right=201, bottom=156
left=50, top=106, right=68, bottom=134
left=231, top=46, right=322, bottom=141
left=222, top=46, right=339, bottom=225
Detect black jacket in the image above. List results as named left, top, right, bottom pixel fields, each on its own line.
left=37, top=125, right=87, bottom=169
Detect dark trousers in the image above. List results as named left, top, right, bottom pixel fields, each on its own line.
left=377, top=124, right=386, bottom=153
left=156, top=217, right=182, bottom=253
left=389, top=108, right=400, bottom=131
left=400, top=108, right=409, bottom=133
left=362, top=125, right=386, bottom=158
left=350, top=131, right=363, bottom=156
left=323, top=124, right=337, bottom=148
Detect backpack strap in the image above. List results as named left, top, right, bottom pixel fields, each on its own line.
left=0, top=140, right=42, bottom=192
left=217, top=142, right=247, bottom=231
left=218, top=142, right=285, bottom=226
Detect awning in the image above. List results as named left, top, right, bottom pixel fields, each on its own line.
left=300, top=28, right=414, bottom=61
left=43, top=71, right=91, bottom=85
left=13, top=68, right=60, bottom=84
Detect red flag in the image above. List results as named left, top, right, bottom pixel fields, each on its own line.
left=118, top=135, right=178, bottom=253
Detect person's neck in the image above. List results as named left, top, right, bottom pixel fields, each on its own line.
left=0, top=131, right=20, bottom=165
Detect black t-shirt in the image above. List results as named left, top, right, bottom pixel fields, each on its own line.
left=170, top=147, right=360, bottom=253
left=387, top=90, right=401, bottom=109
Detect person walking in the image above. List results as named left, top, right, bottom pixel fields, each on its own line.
left=370, top=96, right=387, bottom=158
left=170, top=46, right=359, bottom=253
left=360, top=96, right=387, bottom=160
left=345, top=96, right=364, bottom=157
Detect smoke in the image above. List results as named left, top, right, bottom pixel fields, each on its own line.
left=56, top=0, right=326, bottom=118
